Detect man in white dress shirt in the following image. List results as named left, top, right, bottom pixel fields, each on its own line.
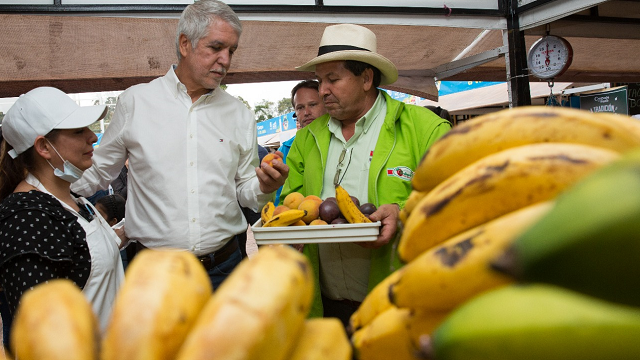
left=72, top=0, right=288, bottom=288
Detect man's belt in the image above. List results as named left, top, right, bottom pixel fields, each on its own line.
left=135, top=236, right=239, bottom=271
left=197, top=236, right=239, bottom=270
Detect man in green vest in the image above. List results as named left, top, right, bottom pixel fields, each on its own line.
left=280, top=23, right=451, bottom=326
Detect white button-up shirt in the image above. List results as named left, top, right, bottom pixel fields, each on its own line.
left=73, top=67, right=270, bottom=255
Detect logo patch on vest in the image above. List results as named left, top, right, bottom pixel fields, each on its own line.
left=386, top=166, right=413, bottom=181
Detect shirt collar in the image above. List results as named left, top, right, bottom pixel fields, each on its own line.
left=165, top=65, right=217, bottom=102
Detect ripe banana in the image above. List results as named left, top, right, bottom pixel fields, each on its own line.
left=421, top=284, right=640, bottom=360
left=493, top=147, right=640, bottom=307
left=390, top=201, right=552, bottom=311
left=336, top=185, right=371, bottom=224
left=349, top=268, right=405, bottom=333
left=101, top=249, right=212, bottom=360
left=399, top=142, right=619, bottom=263
left=399, top=190, right=427, bottom=225
left=261, top=201, right=275, bottom=224
left=352, top=306, right=448, bottom=360
left=175, top=246, right=314, bottom=360
left=412, top=106, right=640, bottom=193
left=289, top=318, right=352, bottom=360
left=351, top=307, right=420, bottom=360
left=11, top=279, right=99, bottom=360
left=262, top=208, right=307, bottom=227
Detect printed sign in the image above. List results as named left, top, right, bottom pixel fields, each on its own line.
left=580, top=86, right=629, bottom=115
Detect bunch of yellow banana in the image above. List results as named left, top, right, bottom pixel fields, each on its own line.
left=262, top=208, right=307, bottom=227
left=390, top=201, right=552, bottom=311
left=349, top=107, right=640, bottom=360
left=350, top=202, right=552, bottom=359
left=336, top=185, right=371, bottom=223
left=399, top=107, right=640, bottom=261
left=175, top=245, right=314, bottom=360
left=399, top=142, right=619, bottom=262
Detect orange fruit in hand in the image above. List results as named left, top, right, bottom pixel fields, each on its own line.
left=261, top=153, right=282, bottom=167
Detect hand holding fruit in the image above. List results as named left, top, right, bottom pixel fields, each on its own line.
left=358, top=203, right=400, bottom=249
left=256, top=150, right=289, bottom=194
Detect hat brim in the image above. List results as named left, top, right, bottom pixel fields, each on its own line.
left=296, top=50, right=398, bottom=86
left=55, top=105, right=108, bottom=130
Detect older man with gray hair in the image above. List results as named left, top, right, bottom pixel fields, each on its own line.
left=73, top=0, right=289, bottom=289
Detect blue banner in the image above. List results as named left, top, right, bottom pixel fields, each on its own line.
left=256, top=112, right=296, bottom=136
left=257, top=117, right=280, bottom=136
left=438, top=81, right=502, bottom=96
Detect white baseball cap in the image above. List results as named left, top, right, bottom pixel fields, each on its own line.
left=3, top=87, right=108, bottom=159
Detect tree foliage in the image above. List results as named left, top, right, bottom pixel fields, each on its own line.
left=277, top=97, right=293, bottom=115
left=254, top=99, right=276, bottom=122
left=89, top=96, right=118, bottom=133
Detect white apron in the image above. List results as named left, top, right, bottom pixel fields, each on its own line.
left=25, top=174, right=125, bottom=331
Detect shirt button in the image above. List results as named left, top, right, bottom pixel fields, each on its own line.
left=192, top=218, right=196, bottom=223
left=191, top=189, right=195, bottom=194
left=190, top=134, right=194, bottom=138
left=190, top=162, right=194, bottom=166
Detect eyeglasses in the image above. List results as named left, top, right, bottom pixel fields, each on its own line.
left=333, top=148, right=353, bottom=186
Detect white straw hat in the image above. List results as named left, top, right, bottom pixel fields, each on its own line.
left=296, top=24, right=398, bottom=85
left=3, top=87, right=107, bottom=158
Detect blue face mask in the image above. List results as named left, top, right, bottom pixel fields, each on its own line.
left=46, top=140, right=85, bottom=183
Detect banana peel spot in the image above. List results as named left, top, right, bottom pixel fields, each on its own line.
left=434, top=237, right=475, bottom=268
left=527, top=154, right=589, bottom=164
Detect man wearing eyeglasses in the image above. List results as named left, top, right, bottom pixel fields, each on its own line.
left=274, top=80, right=327, bottom=206
left=279, top=24, right=451, bottom=325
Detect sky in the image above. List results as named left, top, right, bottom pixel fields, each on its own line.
left=225, top=80, right=300, bottom=108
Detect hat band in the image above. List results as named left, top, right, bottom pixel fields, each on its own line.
left=317, top=44, right=370, bottom=56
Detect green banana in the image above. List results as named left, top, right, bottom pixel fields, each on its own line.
left=493, top=147, right=640, bottom=307
left=420, top=284, right=640, bottom=360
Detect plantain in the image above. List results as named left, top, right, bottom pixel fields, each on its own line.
left=399, top=190, right=427, bottom=225
left=494, top=147, right=640, bottom=307
left=335, top=185, right=371, bottom=224
left=412, top=106, right=640, bottom=193
left=11, top=279, right=99, bottom=360
left=289, top=318, right=352, bottom=360
left=262, top=208, right=307, bottom=227
left=351, top=306, right=446, bottom=360
left=101, top=249, right=212, bottom=360
left=422, top=284, right=640, bottom=360
left=399, top=142, right=619, bottom=262
left=350, top=268, right=405, bottom=333
left=261, top=201, right=275, bottom=224
left=175, top=246, right=314, bottom=360
left=351, top=307, right=417, bottom=360
left=390, top=201, right=552, bottom=311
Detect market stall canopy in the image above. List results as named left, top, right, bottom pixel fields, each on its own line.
left=419, top=82, right=576, bottom=115
left=1, top=0, right=639, bottom=101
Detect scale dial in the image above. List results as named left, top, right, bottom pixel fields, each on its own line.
left=527, top=35, right=573, bottom=80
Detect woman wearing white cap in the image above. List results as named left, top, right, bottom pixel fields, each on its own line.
left=0, top=87, right=125, bottom=335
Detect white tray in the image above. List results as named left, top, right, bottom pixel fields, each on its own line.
left=251, top=219, right=381, bottom=245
